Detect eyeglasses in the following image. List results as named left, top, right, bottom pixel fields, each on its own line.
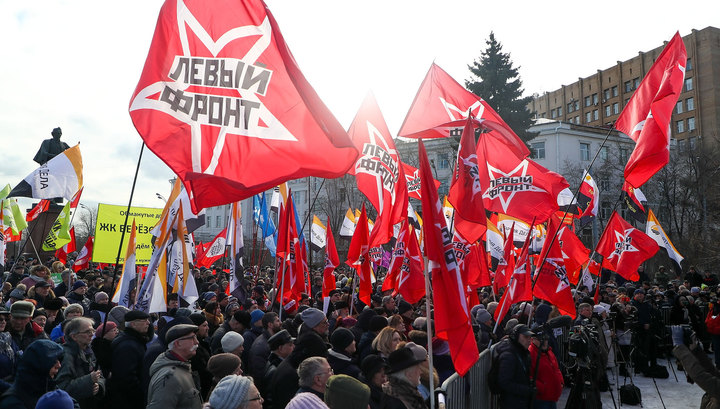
left=78, top=329, right=95, bottom=336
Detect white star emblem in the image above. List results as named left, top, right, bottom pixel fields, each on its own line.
left=546, top=257, right=571, bottom=293
left=607, top=229, right=639, bottom=262
left=483, top=159, right=547, bottom=213
left=459, top=154, right=482, bottom=199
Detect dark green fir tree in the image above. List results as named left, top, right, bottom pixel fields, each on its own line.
left=466, top=32, right=534, bottom=142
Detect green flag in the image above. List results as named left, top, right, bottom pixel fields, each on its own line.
left=42, top=200, right=72, bottom=251
left=0, top=184, right=11, bottom=200
left=2, top=198, right=27, bottom=235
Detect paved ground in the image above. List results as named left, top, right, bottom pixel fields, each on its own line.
left=557, top=355, right=706, bottom=408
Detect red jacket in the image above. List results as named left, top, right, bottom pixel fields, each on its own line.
left=529, top=343, right=564, bottom=402
left=706, top=304, right=720, bottom=335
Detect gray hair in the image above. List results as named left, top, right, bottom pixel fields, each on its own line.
left=297, top=356, right=328, bottom=388
left=63, top=303, right=84, bottom=319
left=65, top=317, right=94, bottom=337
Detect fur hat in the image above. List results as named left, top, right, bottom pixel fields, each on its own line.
left=207, top=353, right=241, bottom=380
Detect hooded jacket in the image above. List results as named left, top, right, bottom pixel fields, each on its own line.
left=55, top=339, right=106, bottom=409
left=0, top=339, right=66, bottom=409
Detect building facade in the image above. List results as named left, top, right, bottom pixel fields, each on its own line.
left=528, top=26, right=720, bottom=150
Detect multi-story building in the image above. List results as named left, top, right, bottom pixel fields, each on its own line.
left=528, top=26, right=720, bottom=150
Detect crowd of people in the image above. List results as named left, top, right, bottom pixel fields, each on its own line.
left=0, top=254, right=719, bottom=409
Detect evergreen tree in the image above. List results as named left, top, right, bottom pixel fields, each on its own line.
left=466, top=32, right=534, bottom=142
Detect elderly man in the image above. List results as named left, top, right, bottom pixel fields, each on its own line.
left=109, top=310, right=154, bottom=409
left=8, top=301, right=47, bottom=352
left=56, top=317, right=106, bottom=408
left=147, top=324, right=203, bottom=409
left=296, top=356, right=333, bottom=401
left=383, top=343, right=428, bottom=408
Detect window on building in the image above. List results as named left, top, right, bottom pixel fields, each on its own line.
left=600, top=175, right=610, bottom=191
left=531, top=142, right=546, bottom=159
left=216, top=215, right=221, bottom=228
left=580, top=143, right=590, bottom=161
left=604, top=89, right=610, bottom=100
left=685, top=78, right=693, bottom=91
left=633, top=78, right=640, bottom=89
left=676, top=101, right=684, bottom=114
left=601, top=201, right=612, bottom=219
left=438, top=179, right=449, bottom=197
left=592, top=93, right=598, bottom=105
left=206, top=217, right=211, bottom=227
left=551, top=109, right=557, bottom=119
left=686, top=97, right=694, bottom=111
left=567, top=102, right=573, bottom=113
left=686, top=58, right=692, bottom=71
left=612, top=86, right=618, bottom=97
left=584, top=96, right=591, bottom=107
left=676, top=120, right=685, bottom=133
left=593, top=110, right=599, bottom=121
left=688, top=117, right=696, bottom=131
left=605, top=105, right=611, bottom=116
left=438, top=153, right=449, bottom=169
left=585, top=112, right=592, bottom=123
left=574, top=101, right=580, bottom=111
left=558, top=106, right=563, bottom=116
left=624, top=81, right=632, bottom=93
left=575, top=116, right=580, bottom=124
left=620, top=148, right=629, bottom=163
left=600, top=146, right=608, bottom=161
left=689, top=137, right=697, bottom=149
left=613, top=103, right=619, bottom=115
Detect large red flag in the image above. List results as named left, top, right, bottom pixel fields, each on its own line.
left=596, top=211, right=659, bottom=281
left=615, top=33, right=687, bottom=188
left=533, top=242, right=577, bottom=319
left=396, top=224, right=426, bottom=304
left=447, top=115, right=487, bottom=243
left=476, top=132, right=569, bottom=224
left=399, top=63, right=529, bottom=158
left=536, top=215, right=590, bottom=281
left=384, top=220, right=410, bottom=294
left=73, top=236, right=93, bottom=272
left=275, top=194, right=304, bottom=303
left=347, top=204, right=372, bottom=306
left=348, top=93, right=408, bottom=248
left=322, top=217, right=339, bottom=298
left=400, top=162, right=440, bottom=201
left=419, top=140, right=478, bottom=376
left=129, top=0, right=358, bottom=212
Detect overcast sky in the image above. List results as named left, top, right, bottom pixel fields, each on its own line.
left=1, top=0, right=717, bottom=213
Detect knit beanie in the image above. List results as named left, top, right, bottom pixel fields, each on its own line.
left=487, top=302, right=499, bottom=316
left=330, top=328, right=355, bottom=351
left=208, top=375, right=252, bottom=409
left=286, top=392, right=330, bottom=409
left=476, top=309, right=492, bottom=325
left=108, top=306, right=130, bottom=328
left=94, top=291, right=109, bottom=303
left=221, top=331, right=244, bottom=353
left=369, top=316, right=388, bottom=332
left=300, top=307, right=325, bottom=328
left=325, top=374, right=371, bottom=409
left=95, top=321, right=117, bottom=339
left=207, top=353, right=242, bottom=380
left=250, top=309, right=265, bottom=326
left=36, top=390, right=74, bottom=409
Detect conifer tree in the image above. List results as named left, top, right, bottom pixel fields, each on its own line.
left=466, top=32, right=534, bottom=142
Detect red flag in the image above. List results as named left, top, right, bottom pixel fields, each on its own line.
left=384, top=221, right=410, bottom=294
left=69, top=188, right=83, bottom=209
left=622, top=182, right=647, bottom=223
left=418, top=140, right=478, bottom=376
left=401, top=162, right=440, bottom=201
left=533, top=241, right=577, bottom=319
left=494, top=231, right=533, bottom=322
left=73, top=236, right=93, bottom=272
left=26, top=200, right=50, bottom=222
left=275, top=194, right=304, bottom=303
left=55, top=227, right=76, bottom=265
left=447, top=115, right=487, bottom=243
left=399, top=63, right=529, bottom=158
left=322, top=217, right=339, bottom=298
left=129, top=0, right=358, bottom=212
left=596, top=211, right=659, bottom=281
left=538, top=215, right=590, bottom=281
left=347, top=204, right=372, bottom=306
left=476, top=132, right=569, bottom=224
left=493, top=224, right=515, bottom=294
left=3, top=227, right=21, bottom=243
left=578, top=172, right=599, bottom=219
left=615, top=33, right=687, bottom=188
left=348, top=93, right=408, bottom=248
left=195, top=228, right=227, bottom=268
left=463, top=243, right=491, bottom=301
left=396, top=224, right=425, bottom=304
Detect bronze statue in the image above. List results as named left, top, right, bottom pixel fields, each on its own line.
left=34, top=127, right=70, bottom=165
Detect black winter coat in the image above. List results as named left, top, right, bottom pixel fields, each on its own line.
left=495, top=338, right=532, bottom=409
left=108, top=327, right=152, bottom=409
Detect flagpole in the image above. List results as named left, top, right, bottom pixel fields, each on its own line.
left=278, top=261, right=287, bottom=320
left=423, top=262, right=436, bottom=409
left=6, top=216, right=44, bottom=273
left=26, top=235, right=42, bottom=262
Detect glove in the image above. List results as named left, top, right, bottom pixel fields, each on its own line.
left=671, top=325, right=684, bottom=346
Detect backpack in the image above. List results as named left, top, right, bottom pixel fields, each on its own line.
left=487, top=340, right=504, bottom=395
left=619, top=384, right=642, bottom=405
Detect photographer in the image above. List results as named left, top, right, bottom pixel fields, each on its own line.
left=671, top=325, right=720, bottom=409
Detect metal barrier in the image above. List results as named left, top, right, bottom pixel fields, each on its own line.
left=439, top=349, right=493, bottom=409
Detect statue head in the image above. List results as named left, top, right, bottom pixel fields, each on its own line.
left=51, top=127, right=62, bottom=139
